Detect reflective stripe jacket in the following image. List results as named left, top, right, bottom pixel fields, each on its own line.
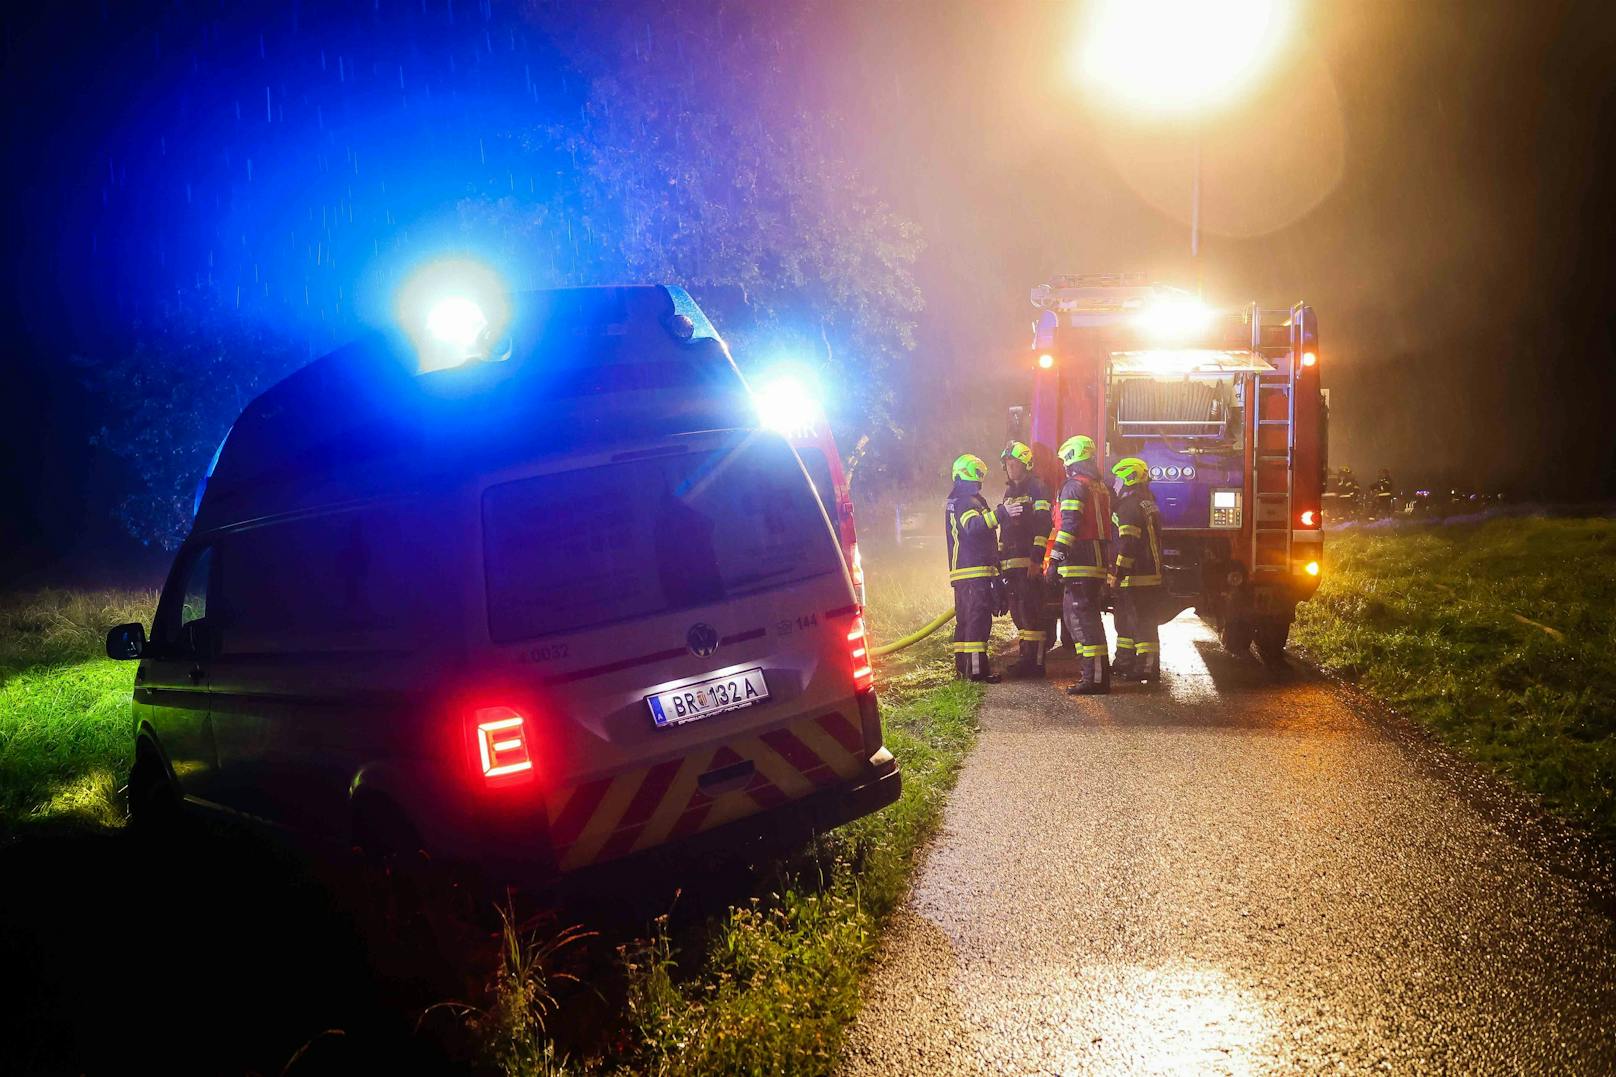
left=997, top=475, right=1052, bottom=570
left=1051, top=467, right=1110, bottom=580
left=945, top=483, right=1000, bottom=582
left=1111, top=485, right=1164, bottom=588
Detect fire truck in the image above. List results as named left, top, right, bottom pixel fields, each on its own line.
left=1011, top=274, right=1325, bottom=658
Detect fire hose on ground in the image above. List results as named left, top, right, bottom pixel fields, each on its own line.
left=868, top=608, right=956, bottom=657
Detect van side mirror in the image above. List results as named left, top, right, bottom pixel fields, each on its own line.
left=106, top=622, right=146, bottom=660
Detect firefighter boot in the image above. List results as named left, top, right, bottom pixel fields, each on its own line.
left=1067, top=647, right=1110, bottom=695
left=1117, top=656, right=1152, bottom=684
left=968, top=650, right=1002, bottom=685
left=1135, top=641, right=1160, bottom=684
left=1006, top=634, right=1046, bottom=679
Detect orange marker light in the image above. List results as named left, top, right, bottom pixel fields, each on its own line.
left=1305, top=561, right=1321, bottom=577
left=1038, top=353, right=1055, bottom=369
left=1301, top=351, right=1317, bottom=367
left=1299, top=510, right=1317, bottom=527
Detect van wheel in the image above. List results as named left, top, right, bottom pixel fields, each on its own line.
left=127, top=743, right=180, bottom=833
left=1254, top=620, right=1291, bottom=663
left=1219, top=617, right=1254, bottom=655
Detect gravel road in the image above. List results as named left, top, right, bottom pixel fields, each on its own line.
left=839, top=614, right=1616, bottom=1075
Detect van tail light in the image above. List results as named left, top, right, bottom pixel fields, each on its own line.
left=473, top=705, right=535, bottom=786
left=846, top=616, right=875, bottom=693
left=850, top=542, right=866, bottom=591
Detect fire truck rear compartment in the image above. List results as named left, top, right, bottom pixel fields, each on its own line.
left=1113, top=377, right=1235, bottom=440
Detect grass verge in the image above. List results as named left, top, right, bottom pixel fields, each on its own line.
left=0, top=588, right=154, bottom=836
left=1, top=548, right=985, bottom=1073
left=1292, top=516, right=1616, bottom=839
left=598, top=543, right=982, bottom=1075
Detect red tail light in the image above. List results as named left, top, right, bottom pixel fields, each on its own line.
left=847, top=615, right=875, bottom=692
left=473, top=705, right=535, bottom=785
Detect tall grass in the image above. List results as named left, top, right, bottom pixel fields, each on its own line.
left=594, top=542, right=983, bottom=1074
left=0, top=589, right=155, bottom=834
left=1293, top=517, right=1616, bottom=837
left=0, top=555, right=987, bottom=1073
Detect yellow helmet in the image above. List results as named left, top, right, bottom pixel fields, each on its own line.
left=1057, top=435, right=1096, bottom=467
left=1111, top=456, right=1150, bottom=487
left=1001, top=441, right=1034, bottom=469
left=951, top=453, right=988, bottom=482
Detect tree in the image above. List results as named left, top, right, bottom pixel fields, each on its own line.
left=81, top=0, right=924, bottom=547
left=468, top=0, right=924, bottom=438
left=76, top=296, right=308, bottom=548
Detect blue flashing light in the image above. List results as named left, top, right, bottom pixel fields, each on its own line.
left=426, top=296, right=488, bottom=351
left=397, top=257, right=510, bottom=373
left=752, top=370, right=823, bottom=436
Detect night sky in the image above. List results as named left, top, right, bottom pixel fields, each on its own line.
left=4, top=1, right=1615, bottom=583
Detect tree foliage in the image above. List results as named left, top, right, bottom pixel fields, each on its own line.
left=471, top=0, right=924, bottom=434
left=76, top=298, right=307, bottom=549
left=81, top=1, right=923, bottom=547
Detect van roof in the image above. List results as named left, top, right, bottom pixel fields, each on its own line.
left=194, top=285, right=752, bottom=532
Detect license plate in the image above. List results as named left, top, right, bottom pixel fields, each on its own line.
left=647, top=667, right=769, bottom=728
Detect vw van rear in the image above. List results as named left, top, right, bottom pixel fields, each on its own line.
left=109, top=286, right=899, bottom=882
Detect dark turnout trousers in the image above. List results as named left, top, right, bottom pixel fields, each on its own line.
left=1004, top=567, right=1047, bottom=673
left=1113, top=585, right=1163, bottom=678
left=1062, top=578, right=1109, bottom=688
left=953, top=577, right=995, bottom=680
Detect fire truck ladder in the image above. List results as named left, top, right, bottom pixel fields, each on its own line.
left=1249, top=305, right=1295, bottom=579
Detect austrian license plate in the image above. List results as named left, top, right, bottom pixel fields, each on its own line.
left=647, top=667, right=769, bottom=728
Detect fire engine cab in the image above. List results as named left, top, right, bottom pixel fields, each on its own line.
left=1013, top=274, right=1325, bottom=658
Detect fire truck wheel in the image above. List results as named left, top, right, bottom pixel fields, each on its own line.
left=1219, top=617, right=1254, bottom=656
left=1254, top=619, right=1291, bottom=662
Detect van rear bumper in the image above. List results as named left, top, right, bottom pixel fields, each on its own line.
left=811, top=753, right=902, bottom=831
left=474, top=754, right=902, bottom=892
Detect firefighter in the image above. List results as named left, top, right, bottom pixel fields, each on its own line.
left=945, top=453, right=1002, bottom=683
left=1371, top=468, right=1396, bottom=518
left=1107, top=456, right=1165, bottom=684
left=996, top=441, right=1053, bottom=678
left=1336, top=465, right=1361, bottom=503
left=1045, top=434, right=1111, bottom=694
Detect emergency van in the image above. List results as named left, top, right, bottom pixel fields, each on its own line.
left=105, top=285, right=899, bottom=881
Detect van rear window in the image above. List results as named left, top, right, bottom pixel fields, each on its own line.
left=483, top=434, right=841, bottom=642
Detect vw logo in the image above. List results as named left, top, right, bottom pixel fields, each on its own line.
left=686, top=623, right=720, bottom=658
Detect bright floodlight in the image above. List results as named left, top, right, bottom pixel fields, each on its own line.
left=426, top=296, right=488, bottom=352
left=753, top=374, right=821, bottom=435
left=1135, top=296, right=1215, bottom=338
left=1078, top=0, right=1290, bottom=114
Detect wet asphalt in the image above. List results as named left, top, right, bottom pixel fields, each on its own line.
left=838, top=613, right=1616, bottom=1075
